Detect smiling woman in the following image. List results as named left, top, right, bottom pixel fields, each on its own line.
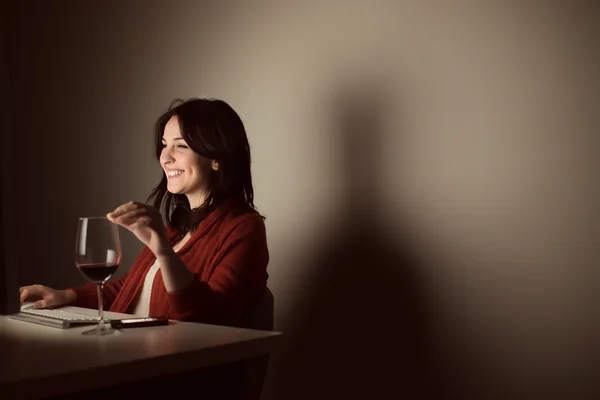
left=19, top=98, right=270, bottom=330
left=160, top=115, right=217, bottom=208
left=150, top=98, right=258, bottom=237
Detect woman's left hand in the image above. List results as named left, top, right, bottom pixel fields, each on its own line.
left=107, top=201, right=171, bottom=257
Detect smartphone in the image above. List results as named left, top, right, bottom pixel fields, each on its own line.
left=110, top=317, right=169, bottom=329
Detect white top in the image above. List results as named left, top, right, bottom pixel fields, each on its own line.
left=130, top=234, right=190, bottom=316
left=130, top=259, right=161, bottom=317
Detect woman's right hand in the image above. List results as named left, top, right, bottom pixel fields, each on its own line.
left=19, top=285, right=76, bottom=309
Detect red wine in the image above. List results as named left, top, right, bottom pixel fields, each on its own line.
left=77, top=263, right=119, bottom=283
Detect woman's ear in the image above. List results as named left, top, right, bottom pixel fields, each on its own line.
left=211, top=160, right=220, bottom=171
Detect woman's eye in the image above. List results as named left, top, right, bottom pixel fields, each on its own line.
left=161, top=143, right=188, bottom=149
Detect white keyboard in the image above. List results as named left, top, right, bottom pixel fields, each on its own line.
left=10, top=306, right=99, bottom=329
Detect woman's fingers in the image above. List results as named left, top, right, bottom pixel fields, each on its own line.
left=19, top=285, right=51, bottom=305
left=128, top=218, right=150, bottom=233
left=34, top=299, right=50, bottom=309
left=107, top=202, right=162, bottom=229
left=105, top=202, right=168, bottom=255
left=19, top=287, right=31, bottom=304
left=113, top=208, right=148, bottom=224
left=19, top=285, right=40, bottom=302
left=107, top=201, right=157, bottom=221
left=108, top=201, right=139, bottom=219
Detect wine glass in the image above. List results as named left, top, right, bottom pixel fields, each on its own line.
left=75, top=216, right=122, bottom=336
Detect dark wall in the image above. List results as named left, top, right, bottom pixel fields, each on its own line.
left=0, top=0, right=19, bottom=315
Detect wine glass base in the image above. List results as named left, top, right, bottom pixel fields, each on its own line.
left=82, top=325, right=115, bottom=336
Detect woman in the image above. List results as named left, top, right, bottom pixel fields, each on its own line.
left=19, top=97, right=269, bottom=328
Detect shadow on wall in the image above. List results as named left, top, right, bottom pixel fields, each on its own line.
left=269, top=85, right=462, bottom=400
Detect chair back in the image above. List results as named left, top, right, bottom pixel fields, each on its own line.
left=241, top=287, right=274, bottom=400
left=244, top=287, right=274, bottom=331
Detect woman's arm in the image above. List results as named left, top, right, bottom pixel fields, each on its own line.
left=166, top=215, right=269, bottom=325
left=106, top=201, right=195, bottom=294
left=106, top=201, right=268, bottom=325
left=155, top=247, right=194, bottom=293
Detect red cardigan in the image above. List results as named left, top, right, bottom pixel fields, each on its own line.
left=71, top=199, right=269, bottom=327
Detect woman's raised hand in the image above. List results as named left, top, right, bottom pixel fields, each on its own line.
left=107, top=201, right=171, bottom=257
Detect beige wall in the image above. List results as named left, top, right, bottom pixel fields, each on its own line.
left=9, top=1, right=597, bottom=399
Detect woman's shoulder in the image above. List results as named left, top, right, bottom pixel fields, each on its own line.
left=167, top=198, right=266, bottom=242
left=222, top=206, right=265, bottom=231
left=214, top=199, right=265, bottom=238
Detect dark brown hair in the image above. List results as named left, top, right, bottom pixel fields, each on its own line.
left=147, top=97, right=262, bottom=237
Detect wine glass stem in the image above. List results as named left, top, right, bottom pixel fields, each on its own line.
left=97, top=283, right=105, bottom=330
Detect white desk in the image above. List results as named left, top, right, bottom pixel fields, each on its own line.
left=0, top=305, right=282, bottom=399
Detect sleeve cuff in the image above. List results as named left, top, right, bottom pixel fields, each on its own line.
left=166, top=276, right=210, bottom=320
left=70, top=283, right=98, bottom=309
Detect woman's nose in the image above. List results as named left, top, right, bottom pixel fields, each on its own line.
left=160, top=148, right=175, bottom=165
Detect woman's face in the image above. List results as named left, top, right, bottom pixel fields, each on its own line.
left=160, top=116, right=218, bottom=207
